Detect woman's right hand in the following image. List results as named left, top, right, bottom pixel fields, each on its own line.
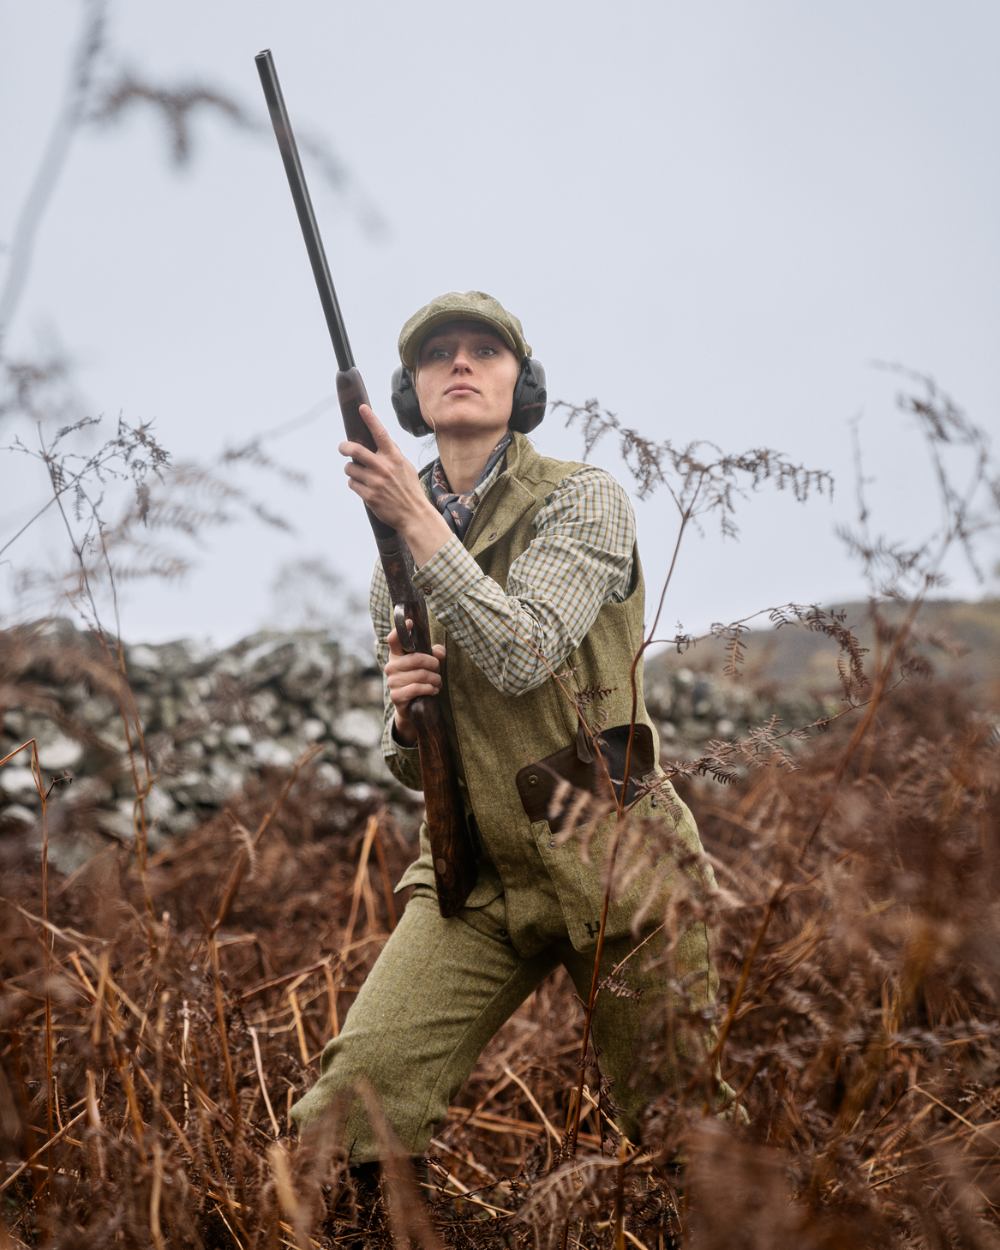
left=384, top=625, right=446, bottom=746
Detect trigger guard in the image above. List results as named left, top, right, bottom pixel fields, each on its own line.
left=393, top=604, right=416, bottom=653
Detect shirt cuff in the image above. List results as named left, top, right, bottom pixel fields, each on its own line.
left=412, top=534, right=485, bottom=613
left=382, top=714, right=423, bottom=790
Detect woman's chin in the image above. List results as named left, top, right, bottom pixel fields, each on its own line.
left=431, top=415, right=510, bottom=442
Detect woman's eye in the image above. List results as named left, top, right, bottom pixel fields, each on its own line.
left=477, top=345, right=498, bottom=357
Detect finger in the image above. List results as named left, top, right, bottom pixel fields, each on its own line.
left=358, top=403, right=394, bottom=451
left=432, top=644, right=446, bottom=660
left=386, top=651, right=441, bottom=673
left=339, top=439, right=375, bottom=464
left=389, top=680, right=442, bottom=704
left=387, top=670, right=442, bottom=695
left=390, top=679, right=442, bottom=705
left=386, top=650, right=441, bottom=674
left=389, top=650, right=441, bottom=671
left=386, top=631, right=434, bottom=661
left=345, top=477, right=373, bottom=503
left=387, top=656, right=442, bottom=682
left=344, top=461, right=377, bottom=487
left=390, top=686, right=440, bottom=710
left=386, top=618, right=418, bottom=653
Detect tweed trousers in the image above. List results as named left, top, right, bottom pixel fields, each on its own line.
left=289, top=842, right=715, bottom=1162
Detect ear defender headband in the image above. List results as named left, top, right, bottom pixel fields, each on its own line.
left=390, top=356, right=548, bottom=438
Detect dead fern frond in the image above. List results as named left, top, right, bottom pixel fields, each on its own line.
left=553, top=397, right=834, bottom=535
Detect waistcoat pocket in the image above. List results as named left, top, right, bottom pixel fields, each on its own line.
left=515, top=723, right=657, bottom=830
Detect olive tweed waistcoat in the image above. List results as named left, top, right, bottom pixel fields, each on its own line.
left=392, top=433, right=710, bottom=953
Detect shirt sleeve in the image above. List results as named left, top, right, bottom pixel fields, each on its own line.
left=412, top=465, right=635, bottom=696
left=369, top=559, right=424, bottom=791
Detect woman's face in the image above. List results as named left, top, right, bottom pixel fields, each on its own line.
left=413, top=320, right=519, bottom=440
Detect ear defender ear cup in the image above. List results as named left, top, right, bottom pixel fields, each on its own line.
left=509, top=357, right=547, bottom=434
left=390, top=358, right=547, bottom=438
left=390, top=365, right=426, bottom=436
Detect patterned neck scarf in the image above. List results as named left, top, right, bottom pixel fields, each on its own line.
left=429, top=433, right=512, bottom=539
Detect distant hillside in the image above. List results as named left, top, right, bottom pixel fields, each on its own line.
left=646, top=598, right=1000, bottom=707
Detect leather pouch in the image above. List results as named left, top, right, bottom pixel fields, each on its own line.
left=515, top=723, right=656, bottom=832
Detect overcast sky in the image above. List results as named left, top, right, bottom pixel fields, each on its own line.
left=2, top=0, right=998, bottom=651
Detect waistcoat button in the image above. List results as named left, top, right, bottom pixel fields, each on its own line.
left=528, top=773, right=538, bottom=786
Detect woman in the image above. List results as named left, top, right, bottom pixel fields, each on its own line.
left=290, top=291, right=720, bottom=1163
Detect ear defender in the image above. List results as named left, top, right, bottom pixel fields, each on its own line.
left=389, top=365, right=424, bottom=437
left=391, top=358, right=547, bottom=438
left=511, top=358, right=548, bottom=434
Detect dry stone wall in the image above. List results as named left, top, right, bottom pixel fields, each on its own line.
left=1, top=618, right=805, bottom=869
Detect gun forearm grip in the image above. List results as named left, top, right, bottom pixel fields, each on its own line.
left=411, top=697, right=477, bottom=916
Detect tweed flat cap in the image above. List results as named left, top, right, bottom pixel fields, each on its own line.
left=398, top=291, right=531, bottom=369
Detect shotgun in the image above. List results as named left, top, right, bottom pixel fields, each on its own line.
left=255, top=49, right=476, bottom=917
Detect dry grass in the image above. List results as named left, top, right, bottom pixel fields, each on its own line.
left=3, top=364, right=998, bottom=1247
left=1, top=650, right=997, bottom=1248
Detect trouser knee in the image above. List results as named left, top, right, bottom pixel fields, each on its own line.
left=291, top=1033, right=441, bottom=1162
